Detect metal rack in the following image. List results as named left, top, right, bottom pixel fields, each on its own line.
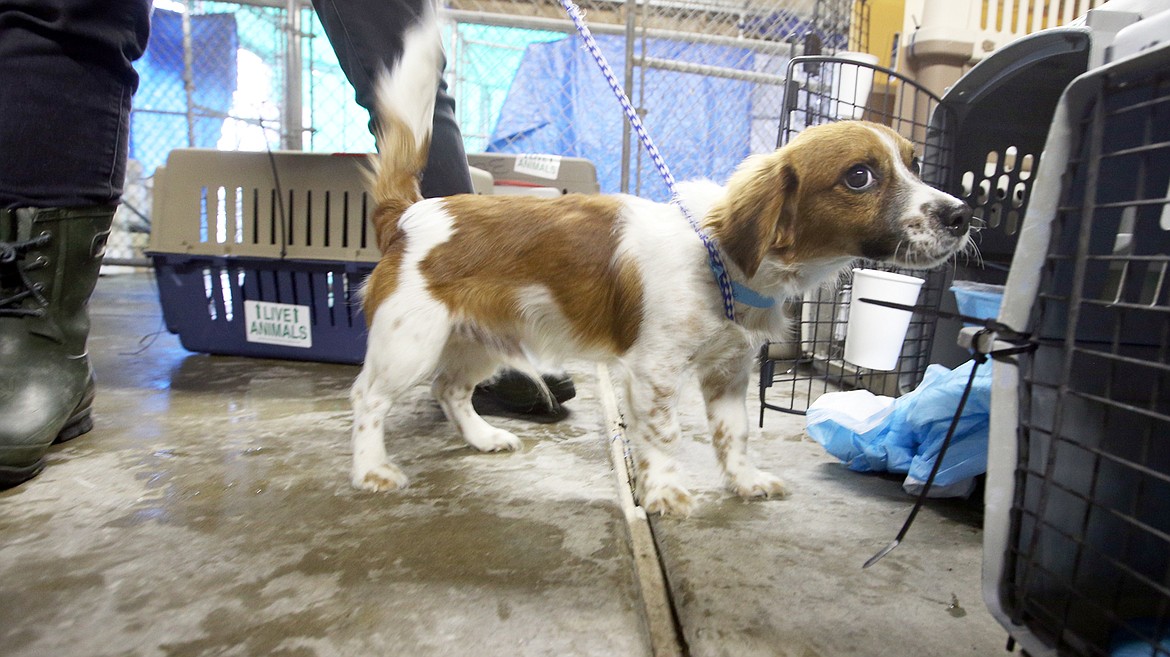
left=759, top=24, right=1095, bottom=419
left=759, top=55, right=952, bottom=419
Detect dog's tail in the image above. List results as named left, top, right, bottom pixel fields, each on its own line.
left=367, top=3, right=443, bottom=253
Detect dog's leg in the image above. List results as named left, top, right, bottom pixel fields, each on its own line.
left=350, top=365, right=409, bottom=492
left=700, top=361, right=788, bottom=500
left=350, top=303, right=450, bottom=492
left=624, top=368, right=694, bottom=516
left=432, top=340, right=522, bottom=453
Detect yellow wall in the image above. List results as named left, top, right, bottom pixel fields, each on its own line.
left=855, top=0, right=906, bottom=68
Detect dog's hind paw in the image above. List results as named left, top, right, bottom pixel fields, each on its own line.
left=464, top=427, right=522, bottom=453
left=730, top=469, right=788, bottom=500
left=641, top=483, right=695, bottom=517
left=353, top=463, right=409, bottom=492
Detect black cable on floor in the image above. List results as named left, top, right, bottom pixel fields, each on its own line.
left=852, top=303, right=1038, bottom=569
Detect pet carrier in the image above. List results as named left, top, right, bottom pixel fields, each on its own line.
left=148, top=149, right=380, bottom=364
left=982, top=30, right=1170, bottom=657
left=902, top=0, right=1107, bottom=97
left=148, top=149, right=598, bottom=364
left=758, top=55, right=954, bottom=420
left=928, top=25, right=1092, bottom=367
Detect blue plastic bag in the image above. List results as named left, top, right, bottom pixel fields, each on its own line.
left=805, top=361, right=992, bottom=497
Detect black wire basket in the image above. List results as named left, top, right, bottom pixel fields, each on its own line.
left=759, top=55, right=953, bottom=421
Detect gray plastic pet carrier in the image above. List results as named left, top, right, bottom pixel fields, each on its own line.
left=982, top=35, right=1170, bottom=657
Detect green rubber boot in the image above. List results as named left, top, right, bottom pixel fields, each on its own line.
left=0, top=206, right=113, bottom=488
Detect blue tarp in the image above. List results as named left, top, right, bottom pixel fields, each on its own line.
left=805, top=361, right=992, bottom=497
left=131, top=9, right=238, bottom=175
left=486, top=34, right=755, bottom=200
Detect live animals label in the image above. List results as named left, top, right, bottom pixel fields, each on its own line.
left=245, top=300, right=312, bottom=349
left=513, top=154, right=562, bottom=180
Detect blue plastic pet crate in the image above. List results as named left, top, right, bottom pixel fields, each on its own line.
left=148, top=149, right=601, bottom=364
left=148, top=149, right=381, bottom=364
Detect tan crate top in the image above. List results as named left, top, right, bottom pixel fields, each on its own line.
left=150, top=149, right=381, bottom=263
left=150, top=149, right=600, bottom=263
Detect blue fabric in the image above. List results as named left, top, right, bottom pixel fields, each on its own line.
left=486, top=34, right=754, bottom=200
left=1110, top=620, right=1170, bottom=657
left=805, top=361, right=992, bottom=496
left=131, top=9, right=238, bottom=175
left=731, top=280, right=776, bottom=309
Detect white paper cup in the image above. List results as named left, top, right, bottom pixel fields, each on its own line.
left=844, top=269, right=925, bottom=371
left=831, top=52, right=879, bottom=120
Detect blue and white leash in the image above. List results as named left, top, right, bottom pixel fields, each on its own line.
left=559, top=0, right=774, bottom=323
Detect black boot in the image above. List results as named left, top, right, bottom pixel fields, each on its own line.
left=473, top=370, right=576, bottom=423
left=0, top=206, right=113, bottom=488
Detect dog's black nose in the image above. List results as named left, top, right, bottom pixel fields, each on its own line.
left=938, top=202, right=973, bottom=236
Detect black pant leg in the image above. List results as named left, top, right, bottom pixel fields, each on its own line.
left=0, top=0, right=151, bottom=208
left=311, top=0, right=473, bottom=197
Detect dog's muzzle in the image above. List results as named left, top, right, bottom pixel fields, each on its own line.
left=933, top=200, right=974, bottom=237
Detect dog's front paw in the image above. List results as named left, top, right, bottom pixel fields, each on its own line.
left=464, top=427, right=522, bottom=453
left=641, top=482, right=695, bottom=517
left=730, top=468, right=788, bottom=500
left=353, top=463, right=409, bottom=492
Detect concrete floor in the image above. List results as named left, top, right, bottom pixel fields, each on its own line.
left=1, top=272, right=1010, bottom=657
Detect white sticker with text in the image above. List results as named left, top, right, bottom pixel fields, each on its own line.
left=513, top=154, right=562, bottom=181
left=244, top=300, right=312, bottom=349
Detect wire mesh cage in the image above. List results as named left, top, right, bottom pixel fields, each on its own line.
left=120, top=0, right=851, bottom=266
left=758, top=55, right=954, bottom=419
left=985, top=43, right=1170, bottom=657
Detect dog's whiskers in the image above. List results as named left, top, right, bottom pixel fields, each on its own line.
left=963, top=239, right=985, bottom=268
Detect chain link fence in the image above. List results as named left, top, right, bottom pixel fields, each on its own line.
left=114, top=0, right=864, bottom=264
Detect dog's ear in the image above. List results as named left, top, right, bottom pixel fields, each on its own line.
left=711, top=154, right=798, bottom=279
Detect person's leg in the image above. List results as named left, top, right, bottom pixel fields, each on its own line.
left=311, top=0, right=574, bottom=418
left=311, top=0, right=473, bottom=197
left=0, top=0, right=151, bottom=488
left=422, top=77, right=476, bottom=198
left=0, top=0, right=150, bottom=209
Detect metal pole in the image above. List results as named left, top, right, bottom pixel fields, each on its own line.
left=444, top=9, right=795, bottom=55
left=181, top=0, right=196, bottom=146
left=283, top=0, right=304, bottom=150
left=620, top=0, right=636, bottom=194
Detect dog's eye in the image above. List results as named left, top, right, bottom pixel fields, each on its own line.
left=843, top=165, right=877, bottom=191
left=910, top=157, right=922, bottom=178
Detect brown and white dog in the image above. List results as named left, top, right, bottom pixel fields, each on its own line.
left=350, top=11, right=973, bottom=515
